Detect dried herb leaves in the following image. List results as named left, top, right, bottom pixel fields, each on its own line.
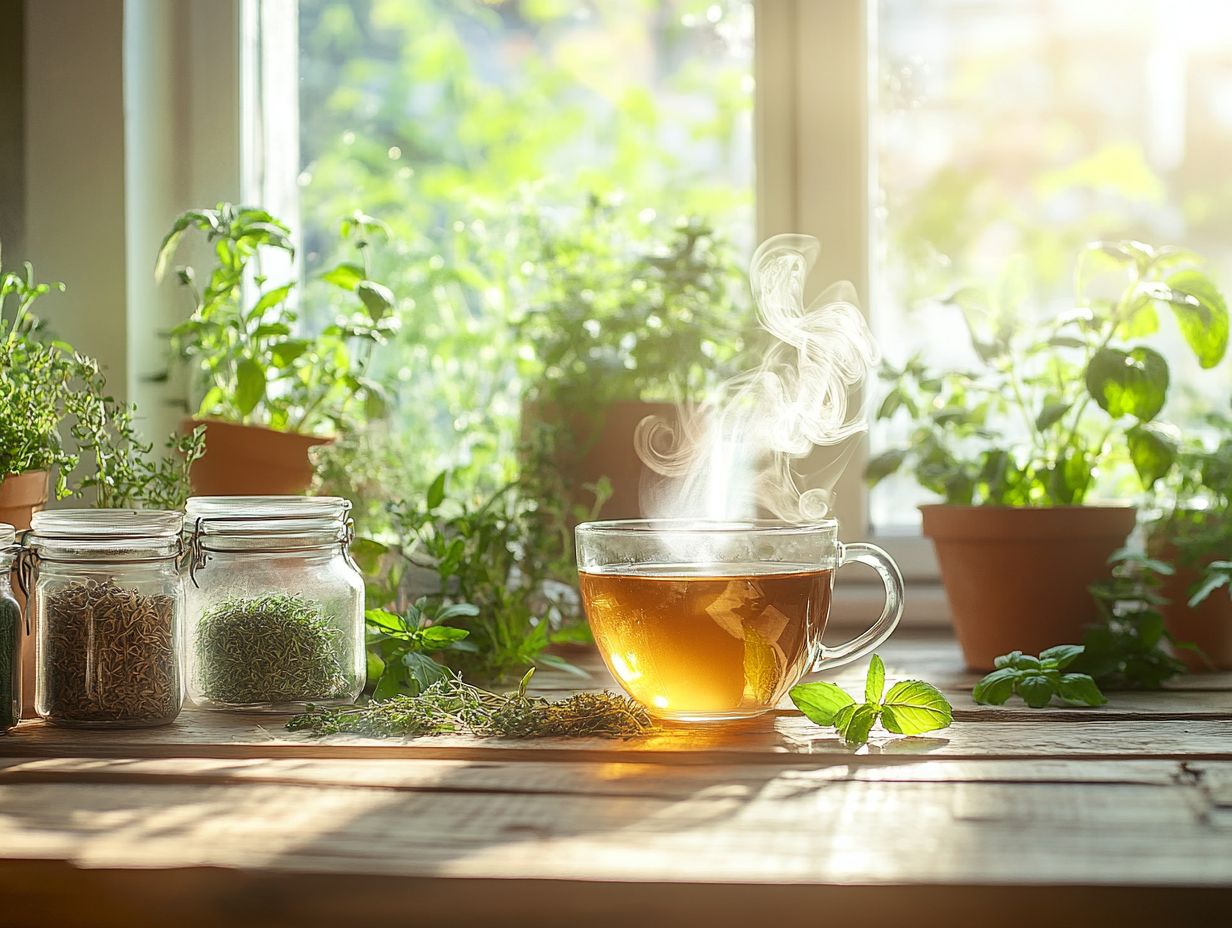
left=194, top=593, right=349, bottom=706
left=286, top=672, right=652, bottom=739
left=41, top=579, right=180, bottom=727
left=0, top=589, right=19, bottom=731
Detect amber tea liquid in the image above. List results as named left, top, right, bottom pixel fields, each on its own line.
left=579, top=563, right=832, bottom=720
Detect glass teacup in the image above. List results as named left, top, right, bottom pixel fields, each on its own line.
left=576, top=519, right=904, bottom=722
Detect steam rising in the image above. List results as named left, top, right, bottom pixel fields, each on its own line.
left=636, top=234, right=879, bottom=523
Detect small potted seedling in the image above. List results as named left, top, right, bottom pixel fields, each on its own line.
left=869, top=241, right=1229, bottom=669
left=158, top=204, right=398, bottom=495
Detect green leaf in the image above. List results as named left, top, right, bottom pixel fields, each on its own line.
left=972, top=668, right=1018, bottom=705
left=789, top=681, right=856, bottom=727
left=994, top=650, right=1023, bottom=670
left=881, top=680, right=954, bottom=734
left=1035, top=402, right=1070, bottom=432
left=402, top=651, right=451, bottom=692
left=269, top=338, right=311, bottom=368
left=247, top=283, right=294, bottom=320
left=357, top=280, right=396, bottom=321
left=865, top=654, right=886, bottom=704
left=1084, top=346, right=1169, bottom=421
left=320, top=262, right=365, bottom=291
left=1159, top=269, right=1230, bottom=369
left=234, top=358, right=266, bottom=416
left=1057, top=673, right=1107, bottom=707
left=743, top=625, right=778, bottom=705
left=1039, top=644, right=1084, bottom=669
left=1127, top=423, right=1178, bottom=489
left=1189, top=567, right=1231, bottom=607
left=373, top=668, right=406, bottom=700
left=350, top=537, right=389, bottom=575
left=1017, top=674, right=1055, bottom=709
left=435, top=602, right=481, bottom=622
left=420, top=625, right=471, bottom=648
left=836, top=703, right=879, bottom=745
left=365, top=608, right=409, bottom=635
left=426, top=470, right=448, bottom=509
left=876, top=388, right=903, bottom=420
left=865, top=449, right=907, bottom=485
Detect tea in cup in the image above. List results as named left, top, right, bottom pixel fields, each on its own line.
left=576, top=520, right=904, bottom=722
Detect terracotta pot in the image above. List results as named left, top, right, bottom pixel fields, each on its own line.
left=1155, top=548, right=1232, bottom=672
left=183, top=418, right=332, bottom=496
left=921, top=505, right=1137, bottom=671
left=0, top=470, right=49, bottom=532
left=522, top=400, right=678, bottom=520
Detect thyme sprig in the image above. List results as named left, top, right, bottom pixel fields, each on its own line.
left=286, top=669, right=652, bottom=739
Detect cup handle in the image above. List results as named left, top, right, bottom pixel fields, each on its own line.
left=811, top=542, right=905, bottom=673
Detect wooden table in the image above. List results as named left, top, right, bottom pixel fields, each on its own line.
left=0, top=631, right=1228, bottom=927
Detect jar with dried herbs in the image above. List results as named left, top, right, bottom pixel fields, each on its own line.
left=23, top=510, right=185, bottom=729
left=0, top=524, right=21, bottom=733
left=185, top=496, right=365, bottom=712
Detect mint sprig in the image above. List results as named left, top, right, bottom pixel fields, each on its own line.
left=789, top=654, right=953, bottom=746
left=973, top=645, right=1107, bottom=708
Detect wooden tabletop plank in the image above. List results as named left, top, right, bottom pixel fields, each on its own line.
left=2, top=709, right=1228, bottom=763
left=0, top=754, right=1209, bottom=794
left=0, top=773, right=1225, bottom=885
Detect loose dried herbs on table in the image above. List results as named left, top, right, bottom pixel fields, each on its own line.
left=286, top=671, right=652, bottom=739
left=41, top=579, right=180, bottom=727
left=193, top=593, right=349, bottom=706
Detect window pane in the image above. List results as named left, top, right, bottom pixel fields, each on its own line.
left=871, top=0, right=1232, bottom=531
left=293, top=0, right=754, bottom=486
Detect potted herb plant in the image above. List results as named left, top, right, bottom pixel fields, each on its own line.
left=869, top=242, right=1229, bottom=669
left=0, top=255, right=65, bottom=528
left=515, top=204, right=748, bottom=518
left=1149, top=411, right=1232, bottom=670
left=157, top=204, right=398, bottom=495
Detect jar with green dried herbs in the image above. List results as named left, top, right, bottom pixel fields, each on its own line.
left=185, top=496, right=365, bottom=712
left=0, top=524, right=22, bottom=733
left=23, top=510, right=185, bottom=729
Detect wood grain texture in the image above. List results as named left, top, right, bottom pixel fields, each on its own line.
left=0, top=633, right=1227, bottom=926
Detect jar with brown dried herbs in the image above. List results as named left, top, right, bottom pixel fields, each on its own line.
left=0, top=524, right=21, bottom=733
left=22, top=510, right=185, bottom=729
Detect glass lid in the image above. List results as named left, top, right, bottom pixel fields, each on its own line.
left=29, top=509, right=184, bottom=539
left=186, top=496, right=349, bottom=536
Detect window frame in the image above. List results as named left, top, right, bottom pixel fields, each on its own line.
left=40, top=0, right=945, bottom=621
left=756, top=0, right=942, bottom=600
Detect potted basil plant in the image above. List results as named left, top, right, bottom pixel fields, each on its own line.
left=869, top=241, right=1229, bottom=669
left=158, top=204, right=398, bottom=495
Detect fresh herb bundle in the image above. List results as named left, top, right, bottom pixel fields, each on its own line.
left=365, top=600, right=476, bottom=699
left=973, top=646, right=1107, bottom=708
left=194, top=594, right=349, bottom=706
left=789, top=655, right=953, bottom=746
left=286, top=670, right=651, bottom=739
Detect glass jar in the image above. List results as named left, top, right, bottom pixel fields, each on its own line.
left=21, top=510, right=185, bottom=729
left=185, top=496, right=365, bottom=712
left=0, top=524, right=21, bottom=733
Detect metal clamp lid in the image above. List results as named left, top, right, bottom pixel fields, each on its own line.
left=187, top=500, right=357, bottom=587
